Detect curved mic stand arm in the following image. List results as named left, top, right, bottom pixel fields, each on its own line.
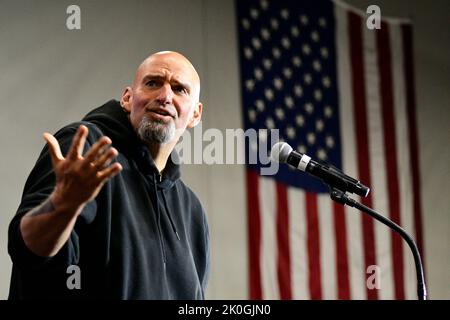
left=329, top=187, right=427, bottom=300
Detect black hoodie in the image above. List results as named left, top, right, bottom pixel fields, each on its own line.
left=8, top=100, right=210, bottom=299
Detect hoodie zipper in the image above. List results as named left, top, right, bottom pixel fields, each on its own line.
left=153, top=172, right=167, bottom=270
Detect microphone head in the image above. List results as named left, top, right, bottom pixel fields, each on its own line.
left=271, top=142, right=293, bottom=163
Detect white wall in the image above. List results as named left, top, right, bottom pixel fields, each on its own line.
left=0, top=0, right=448, bottom=299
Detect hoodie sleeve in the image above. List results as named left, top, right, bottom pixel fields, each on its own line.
left=8, top=123, right=99, bottom=270
left=200, top=207, right=211, bottom=297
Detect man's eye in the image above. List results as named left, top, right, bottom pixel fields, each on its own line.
left=146, top=80, right=157, bottom=87
left=174, top=86, right=187, bottom=94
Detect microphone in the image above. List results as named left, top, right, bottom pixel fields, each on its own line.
left=271, top=142, right=370, bottom=197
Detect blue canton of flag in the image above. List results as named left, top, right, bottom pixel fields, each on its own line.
left=237, top=0, right=342, bottom=193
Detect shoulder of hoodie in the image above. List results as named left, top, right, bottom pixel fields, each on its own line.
left=52, top=120, right=105, bottom=145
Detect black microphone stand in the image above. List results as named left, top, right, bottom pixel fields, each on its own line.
left=329, top=187, right=427, bottom=300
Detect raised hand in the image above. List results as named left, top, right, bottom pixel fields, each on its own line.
left=43, top=125, right=122, bottom=212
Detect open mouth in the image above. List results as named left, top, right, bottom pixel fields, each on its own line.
left=147, top=108, right=175, bottom=118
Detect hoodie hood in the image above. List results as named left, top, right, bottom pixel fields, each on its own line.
left=82, top=99, right=181, bottom=189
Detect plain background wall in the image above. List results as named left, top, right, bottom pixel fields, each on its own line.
left=0, top=0, right=448, bottom=299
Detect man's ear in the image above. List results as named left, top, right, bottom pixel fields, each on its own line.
left=187, top=102, right=202, bottom=128
left=120, top=87, right=133, bottom=113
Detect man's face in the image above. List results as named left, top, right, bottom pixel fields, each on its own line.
left=121, top=52, right=202, bottom=145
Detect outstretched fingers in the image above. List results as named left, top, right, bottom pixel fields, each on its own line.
left=83, top=136, right=112, bottom=166
left=93, top=147, right=118, bottom=169
left=67, top=125, right=89, bottom=160
left=43, top=132, right=64, bottom=167
left=97, top=163, right=123, bottom=181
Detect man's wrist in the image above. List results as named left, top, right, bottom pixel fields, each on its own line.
left=50, top=190, right=85, bottom=217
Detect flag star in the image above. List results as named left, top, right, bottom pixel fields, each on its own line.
left=311, top=30, right=320, bottom=42
left=255, top=99, right=265, bottom=112
left=302, top=44, right=311, bottom=55
left=262, top=58, right=272, bottom=70
left=322, top=76, right=331, bottom=88
left=319, top=17, right=327, bottom=28
left=294, top=84, right=303, bottom=97
left=275, top=107, right=285, bottom=120
left=292, top=56, right=302, bottom=67
left=241, top=18, right=250, bottom=30
left=284, top=96, right=294, bottom=108
left=316, top=119, right=324, bottom=132
left=250, top=8, right=259, bottom=19
left=326, top=135, right=335, bottom=148
left=317, top=148, right=327, bottom=160
left=296, top=114, right=305, bottom=127
left=272, top=47, right=281, bottom=59
left=307, top=132, right=316, bottom=145
left=291, top=25, right=300, bottom=37
left=286, top=126, right=296, bottom=139
left=313, top=60, right=322, bottom=72
left=265, top=117, right=275, bottom=129
left=245, top=79, right=255, bottom=91
left=264, top=88, right=274, bottom=100
left=252, top=37, right=262, bottom=50
left=260, top=0, right=269, bottom=10
left=304, top=102, right=314, bottom=114
left=270, top=18, right=279, bottom=30
left=254, top=67, right=263, bottom=80
left=314, top=89, right=322, bottom=101
left=281, top=37, right=291, bottom=49
left=244, top=47, right=253, bottom=59
left=298, top=144, right=307, bottom=154
left=280, top=9, right=289, bottom=20
left=304, top=73, right=312, bottom=85
left=248, top=109, right=257, bottom=123
left=282, top=67, right=293, bottom=79
left=261, top=28, right=271, bottom=40
left=320, top=47, right=329, bottom=59
left=324, top=105, right=333, bottom=118
left=300, top=14, right=309, bottom=25
left=273, top=77, right=283, bottom=90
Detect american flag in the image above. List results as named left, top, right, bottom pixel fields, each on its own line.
left=236, top=0, right=425, bottom=299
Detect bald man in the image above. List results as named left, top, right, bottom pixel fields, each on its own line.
left=8, top=52, right=209, bottom=300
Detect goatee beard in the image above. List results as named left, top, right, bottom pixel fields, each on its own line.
left=137, top=115, right=175, bottom=144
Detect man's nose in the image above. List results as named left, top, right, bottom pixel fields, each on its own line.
left=155, top=84, right=174, bottom=105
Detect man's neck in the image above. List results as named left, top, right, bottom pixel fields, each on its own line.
left=146, top=141, right=176, bottom=174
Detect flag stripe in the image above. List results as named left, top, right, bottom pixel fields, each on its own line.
left=377, top=22, right=405, bottom=300
left=276, top=182, right=292, bottom=299
left=348, top=11, right=378, bottom=300
left=333, top=201, right=351, bottom=299
left=259, top=176, right=279, bottom=299
left=305, top=192, right=322, bottom=299
left=402, top=24, right=426, bottom=275
left=246, top=169, right=262, bottom=299
left=318, top=195, right=337, bottom=299
left=390, top=23, right=416, bottom=299
left=288, top=187, right=309, bottom=299
left=335, top=5, right=366, bottom=300
left=363, top=23, right=394, bottom=299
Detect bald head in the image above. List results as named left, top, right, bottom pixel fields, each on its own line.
left=133, top=51, right=201, bottom=102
